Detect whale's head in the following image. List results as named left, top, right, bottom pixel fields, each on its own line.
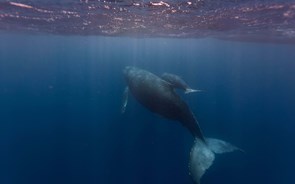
left=123, top=66, right=133, bottom=76
left=123, top=66, right=139, bottom=83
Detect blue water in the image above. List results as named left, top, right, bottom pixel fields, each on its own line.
left=0, top=33, right=295, bottom=184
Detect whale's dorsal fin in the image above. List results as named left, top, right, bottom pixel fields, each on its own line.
left=121, top=87, right=129, bottom=114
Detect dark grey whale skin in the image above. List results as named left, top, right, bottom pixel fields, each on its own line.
left=123, top=66, right=205, bottom=141
left=161, top=73, right=189, bottom=91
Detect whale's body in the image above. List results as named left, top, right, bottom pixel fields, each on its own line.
left=123, top=66, right=205, bottom=141
left=122, top=66, right=241, bottom=184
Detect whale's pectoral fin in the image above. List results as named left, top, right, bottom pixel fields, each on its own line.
left=189, top=138, right=242, bottom=184
left=121, top=87, right=129, bottom=114
left=185, top=88, right=203, bottom=94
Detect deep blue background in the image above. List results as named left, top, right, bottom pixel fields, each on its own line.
left=0, top=33, right=295, bottom=184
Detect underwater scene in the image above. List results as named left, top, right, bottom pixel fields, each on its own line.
left=1, top=0, right=295, bottom=184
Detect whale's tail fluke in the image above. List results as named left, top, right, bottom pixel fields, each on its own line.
left=189, top=138, right=242, bottom=184
left=184, top=88, right=203, bottom=94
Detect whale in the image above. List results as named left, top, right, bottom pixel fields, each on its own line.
left=123, top=66, right=205, bottom=141
left=122, top=66, right=242, bottom=184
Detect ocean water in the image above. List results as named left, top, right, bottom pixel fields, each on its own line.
left=1, top=34, right=295, bottom=184
left=1, top=1, right=295, bottom=184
